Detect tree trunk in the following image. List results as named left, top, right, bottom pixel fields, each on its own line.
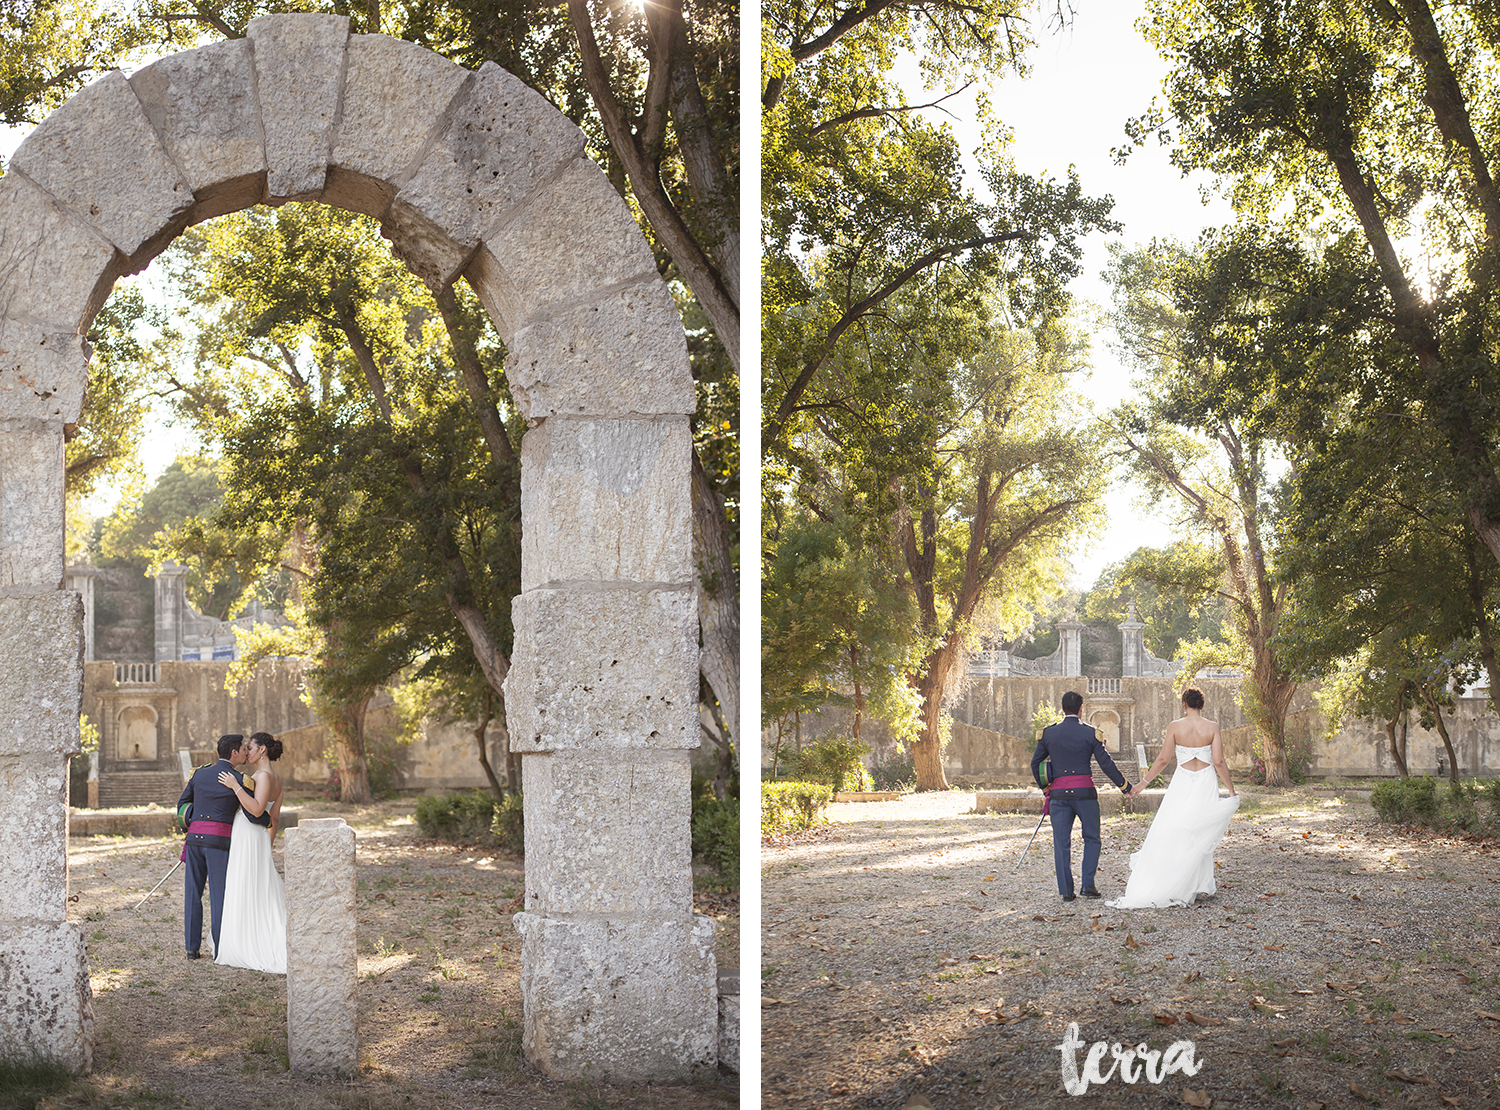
left=850, top=642, right=864, bottom=745
left=1384, top=683, right=1411, bottom=777
left=1421, top=686, right=1461, bottom=782
left=693, top=450, right=738, bottom=743
left=911, top=638, right=958, bottom=791
left=474, top=696, right=504, bottom=800
left=506, top=747, right=522, bottom=794
left=328, top=694, right=373, bottom=803
left=1248, top=633, right=1296, bottom=787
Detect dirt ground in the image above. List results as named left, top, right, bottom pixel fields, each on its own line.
left=17, top=796, right=738, bottom=1110
left=762, top=787, right=1500, bottom=1109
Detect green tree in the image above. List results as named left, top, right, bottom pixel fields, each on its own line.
left=1135, top=0, right=1500, bottom=569
left=762, top=501, right=928, bottom=750
left=1109, top=241, right=1299, bottom=786
left=1082, top=542, right=1231, bottom=663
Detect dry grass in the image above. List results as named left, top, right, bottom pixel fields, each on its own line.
left=11, top=796, right=736, bottom=1110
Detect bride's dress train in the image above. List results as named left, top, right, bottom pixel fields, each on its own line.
left=1107, top=744, right=1240, bottom=909
left=216, top=808, right=287, bottom=973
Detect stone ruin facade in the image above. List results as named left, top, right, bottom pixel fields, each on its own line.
left=0, top=15, right=714, bottom=1078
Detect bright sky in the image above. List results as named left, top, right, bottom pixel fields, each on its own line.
left=895, top=1, right=1237, bottom=589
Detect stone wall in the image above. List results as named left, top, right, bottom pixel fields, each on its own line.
left=766, top=675, right=1500, bottom=784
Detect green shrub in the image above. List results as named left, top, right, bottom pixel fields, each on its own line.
left=1370, top=776, right=1439, bottom=823
left=870, top=748, right=915, bottom=791
left=761, top=780, right=833, bottom=835
left=415, top=790, right=502, bottom=842
left=489, top=791, right=525, bottom=854
left=692, top=795, right=739, bottom=882
left=780, top=736, right=871, bottom=792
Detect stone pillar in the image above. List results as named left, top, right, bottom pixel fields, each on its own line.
left=1059, top=620, right=1085, bottom=677
left=284, top=817, right=357, bottom=1075
left=154, top=563, right=189, bottom=663
left=1119, top=602, right=1146, bottom=678
left=63, top=566, right=97, bottom=662
left=506, top=415, right=717, bottom=1079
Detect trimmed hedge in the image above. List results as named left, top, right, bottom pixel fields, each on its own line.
left=692, top=795, right=739, bottom=882
left=1370, top=776, right=1500, bottom=838
left=415, top=790, right=520, bottom=851
left=762, top=780, right=833, bottom=836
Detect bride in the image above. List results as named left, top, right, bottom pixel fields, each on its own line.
left=1107, top=687, right=1240, bottom=909
left=216, top=731, right=287, bottom=972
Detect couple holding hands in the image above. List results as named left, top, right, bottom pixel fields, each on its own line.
left=1031, top=687, right=1240, bottom=909
left=176, top=731, right=287, bottom=973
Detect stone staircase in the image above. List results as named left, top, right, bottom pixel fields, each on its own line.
left=95, top=771, right=185, bottom=809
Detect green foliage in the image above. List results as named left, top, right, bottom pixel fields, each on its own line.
left=1249, top=732, right=1314, bottom=786
left=0, top=1055, right=74, bottom=1107
left=78, top=715, right=98, bottom=754
left=778, top=735, right=872, bottom=792
left=1083, top=543, right=1231, bottom=662
left=1369, top=777, right=1500, bottom=839
left=489, top=791, right=525, bottom=856
left=415, top=791, right=503, bottom=844
left=869, top=748, right=916, bottom=792
left=761, top=781, right=834, bottom=836
left=691, top=794, right=739, bottom=884
left=1029, top=701, right=1057, bottom=744
left=761, top=500, right=926, bottom=743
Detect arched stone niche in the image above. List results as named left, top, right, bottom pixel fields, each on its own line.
left=1088, top=709, right=1121, bottom=751
left=117, top=705, right=159, bottom=761
left=0, top=14, right=710, bottom=1078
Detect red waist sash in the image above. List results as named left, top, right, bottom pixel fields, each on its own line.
left=1047, top=774, right=1096, bottom=790
left=1042, top=773, right=1097, bottom=815
left=179, top=818, right=236, bottom=862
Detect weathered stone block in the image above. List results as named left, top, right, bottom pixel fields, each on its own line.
left=284, top=816, right=357, bottom=1075
left=0, top=922, right=93, bottom=1072
left=521, top=749, right=692, bottom=917
left=324, top=34, right=472, bottom=218
left=387, top=61, right=585, bottom=288
left=0, top=172, right=119, bottom=332
left=0, top=324, right=88, bottom=423
left=504, top=586, right=697, bottom=751
left=247, top=14, right=350, bottom=201
left=0, top=754, right=71, bottom=919
left=129, top=38, right=267, bottom=224
left=514, top=911, right=716, bottom=1079
left=504, top=277, right=695, bottom=418
left=0, top=422, right=67, bottom=589
left=478, top=156, right=658, bottom=322
left=0, top=594, right=83, bottom=757
left=519, top=416, right=692, bottom=590
left=10, top=70, right=192, bottom=258
left=717, top=969, right=739, bottom=1074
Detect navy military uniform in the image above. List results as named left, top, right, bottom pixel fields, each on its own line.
left=1031, top=715, right=1131, bottom=899
left=177, top=759, right=270, bottom=957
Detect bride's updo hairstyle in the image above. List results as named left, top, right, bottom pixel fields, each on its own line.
left=250, top=731, right=284, bottom=761
left=1181, top=687, right=1206, bottom=710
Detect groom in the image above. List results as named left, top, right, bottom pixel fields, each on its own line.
left=1031, top=691, right=1134, bottom=902
left=177, top=734, right=270, bottom=959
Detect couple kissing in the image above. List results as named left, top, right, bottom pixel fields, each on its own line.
left=177, top=731, right=287, bottom=973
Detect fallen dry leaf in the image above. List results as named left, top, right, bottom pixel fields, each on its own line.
left=1272, top=1037, right=1299, bottom=1050
left=1350, top=1080, right=1376, bottom=1103
left=1091, top=918, right=1104, bottom=932
left=901, top=1093, right=935, bottom=1110
left=1125, top=933, right=1141, bottom=948
left=1384, top=1070, right=1433, bottom=1086
left=1441, top=1099, right=1460, bottom=1108
left=1182, top=1088, right=1212, bottom=1109
left=1183, top=971, right=1201, bottom=983
left=1477, top=1010, right=1500, bottom=1022
left=1184, top=1011, right=1217, bottom=1026
left=1155, top=1013, right=1178, bottom=1026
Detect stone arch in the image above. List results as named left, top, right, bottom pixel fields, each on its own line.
left=0, top=14, right=709, bottom=1079
left=117, top=705, right=159, bottom=761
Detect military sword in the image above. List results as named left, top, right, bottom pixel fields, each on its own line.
left=134, top=859, right=182, bottom=910
left=1013, top=808, right=1049, bottom=873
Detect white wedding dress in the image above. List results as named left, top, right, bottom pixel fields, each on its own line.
left=1106, top=744, right=1241, bottom=909
left=216, top=808, right=288, bottom=973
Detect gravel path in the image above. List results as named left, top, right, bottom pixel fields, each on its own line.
left=762, top=788, right=1500, bottom=1109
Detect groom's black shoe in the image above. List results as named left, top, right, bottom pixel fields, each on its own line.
left=185, top=950, right=201, bottom=960
left=1081, top=888, right=1102, bottom=898
left=1062, top=893, right=1076, bottom=902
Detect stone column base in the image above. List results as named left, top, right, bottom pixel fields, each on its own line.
left=0, top=922, right=93, bottom=1072
left=514, top=911, right=716, bottom=1079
